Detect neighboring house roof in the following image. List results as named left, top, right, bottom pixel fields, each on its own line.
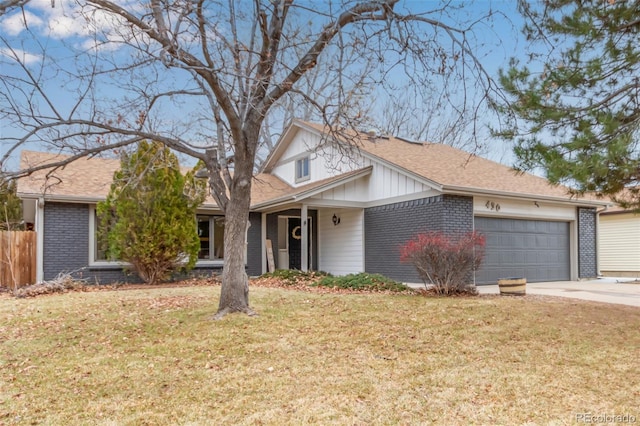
left=597, top=187, right=640, bottom=215
left=265, top=120, right=609, bottom=205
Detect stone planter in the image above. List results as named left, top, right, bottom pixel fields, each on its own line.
left=498, top=277, right=526, bottom=296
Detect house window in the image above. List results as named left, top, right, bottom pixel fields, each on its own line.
left=295, top=156, right=310, bottom=182
left=197, top=215, right=225, bottom=260
left=89, top=206, right=124, bottom=265
left=90, top=207, right=227, bottom=265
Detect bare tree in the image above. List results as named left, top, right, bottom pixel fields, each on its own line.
left=0, top=0, right=29, bottom=16
left=1, top=0, right=503, bottom=318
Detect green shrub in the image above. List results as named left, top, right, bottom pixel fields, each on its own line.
left=97, top=141, right=206, bottom=284
left=314, top=273, right=408, bottom=292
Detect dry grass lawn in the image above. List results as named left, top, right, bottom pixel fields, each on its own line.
left=1, top=284, right=639, bottom=425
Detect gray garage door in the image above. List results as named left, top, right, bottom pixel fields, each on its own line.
left=474, top=217, right=570, bottom=284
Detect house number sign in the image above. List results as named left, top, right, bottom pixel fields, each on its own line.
left=485, top=200, right=501, bottom=212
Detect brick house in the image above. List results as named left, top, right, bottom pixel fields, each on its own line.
left=17, top=120, right=609, bottom=284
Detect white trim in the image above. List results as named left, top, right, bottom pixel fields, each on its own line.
left=251, top=166, right=373, bottom=210
left=359, top=209, right=365, bottom=272
left=444, top=186, right=609, bottom=207
left=294, top=156, right=311, bottom=183
left=88, top=205, right=129, bottom=267
left=195, top=260, right=225, bottom=267
left=88, top=205, right=225, bottom=268
left=261, top=213, right=267, bottom=274
left=197, top=214, right=227, bottom=262
left=20, top=193, right=224, bottom=209
left=301, top=204, right=308, bottom=271
left=35, top=198, right=45, bottom=283
left=570, top=220, right=578, bottom=281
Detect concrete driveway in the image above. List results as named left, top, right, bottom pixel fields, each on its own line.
left=477, top=277, right=640, bottom=307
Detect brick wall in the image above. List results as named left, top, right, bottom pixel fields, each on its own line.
left=364, top=195, right=473, bottom=283
left=578, top=207, right=598, bottom=279
left=43, top=202, right=91, bottom=281
left=246, top=212, right=262, bottom=276
left=42, top=202, right=236, bottom=284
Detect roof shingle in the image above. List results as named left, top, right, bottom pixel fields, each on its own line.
left=298, top=120, right=602, bottom=202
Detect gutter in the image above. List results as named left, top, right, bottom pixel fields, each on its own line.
left=18, top=192, right=218, bottom=210
left=251, top=166, right=373, bottom=211
left=442, top=185, right=611, bottom=207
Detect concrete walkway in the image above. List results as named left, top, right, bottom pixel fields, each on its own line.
left=477, top=277, right=640, bottom=307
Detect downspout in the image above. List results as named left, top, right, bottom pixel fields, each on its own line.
left=36, top=197, right=45, bottom=283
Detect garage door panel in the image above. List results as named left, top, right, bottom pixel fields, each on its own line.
left=475, top=217, right=570, bottom=284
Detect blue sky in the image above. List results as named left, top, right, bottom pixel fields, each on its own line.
left=0, top=0, right=528, bottom=172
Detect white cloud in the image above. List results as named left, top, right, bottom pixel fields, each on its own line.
left=48, top=13, right=86, bottom=38
left=0, top=47, right=42, bottom=65
left=0, top=10, right=44, bottom=36
left=0, top=0, right=154, bottom=55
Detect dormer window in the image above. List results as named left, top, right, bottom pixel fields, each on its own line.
left=295, top=156, right=310, bottom=182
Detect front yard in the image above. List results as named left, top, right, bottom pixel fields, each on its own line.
left=1, top=283, right=639, bottom=425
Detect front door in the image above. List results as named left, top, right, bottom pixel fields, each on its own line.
left=288, top=218, right=302, bottom=270
left=284, top=217, right=312, bottom=270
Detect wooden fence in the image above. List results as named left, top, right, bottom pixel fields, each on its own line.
left=0, top=231, right=36, bottom=289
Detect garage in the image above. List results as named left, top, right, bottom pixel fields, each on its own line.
left=474, top=217, right=571, bottom=284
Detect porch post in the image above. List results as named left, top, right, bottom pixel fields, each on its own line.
left=261, top=213, right=267, bottom=274
left=301, top=204, right=308, bottom=272
left=36, top=197, right=44, bottom=283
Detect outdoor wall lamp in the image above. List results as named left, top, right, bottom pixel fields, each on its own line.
left=332, top=213, right=341, bottom=226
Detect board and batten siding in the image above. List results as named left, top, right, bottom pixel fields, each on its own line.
left=271, top=129, right=365, bottom=186
left=318, top=208, right=364, bottom=275
left=271, top=129, right=434, bottom=201
left=599, top=213, right=640, bottom=273
left=366, top=158, right=433, bottom=201
left=313, top=176, right=371, bottom=202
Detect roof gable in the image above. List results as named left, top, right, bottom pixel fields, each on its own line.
left=295, top=121, right=607, bottom=203
left=261, top=119, right=327, bottom=173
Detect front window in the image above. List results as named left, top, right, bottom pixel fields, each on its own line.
left=90, top=207, right=226, bottom=265
left=197, top=215, right=225, bottom=260
left=90, top=206, right=124, bottom=264
left=295, top=156, right=310, bottom=182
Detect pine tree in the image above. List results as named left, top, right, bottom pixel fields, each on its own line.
left=496, top=0, right=640, bottom=210
left=97, top=142, right=206, bottom=284
left=0, top=179, right=23, bottom=231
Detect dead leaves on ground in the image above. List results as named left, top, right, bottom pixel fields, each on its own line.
left=3, top=274, right=419, bottom=299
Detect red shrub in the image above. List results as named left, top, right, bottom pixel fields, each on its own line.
left=400, top=231, right=486, bottom=295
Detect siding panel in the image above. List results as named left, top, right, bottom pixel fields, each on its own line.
left=319, top=209, right=364, bottom=275
left=599, top=213, right=640, bottom=272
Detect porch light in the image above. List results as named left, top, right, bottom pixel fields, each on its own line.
left=332, top=214, right=341, bottom=226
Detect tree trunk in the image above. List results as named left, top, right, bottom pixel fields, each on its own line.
left=213, top=168, right=255, bottom=319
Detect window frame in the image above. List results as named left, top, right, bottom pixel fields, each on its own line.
left=196, top=214, right=225, bottom=266
left=89, top=205, right=128, bottom=267
left=295, top=156, right=310, bottom=183
left=89, top=206, right=247, bottom=267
